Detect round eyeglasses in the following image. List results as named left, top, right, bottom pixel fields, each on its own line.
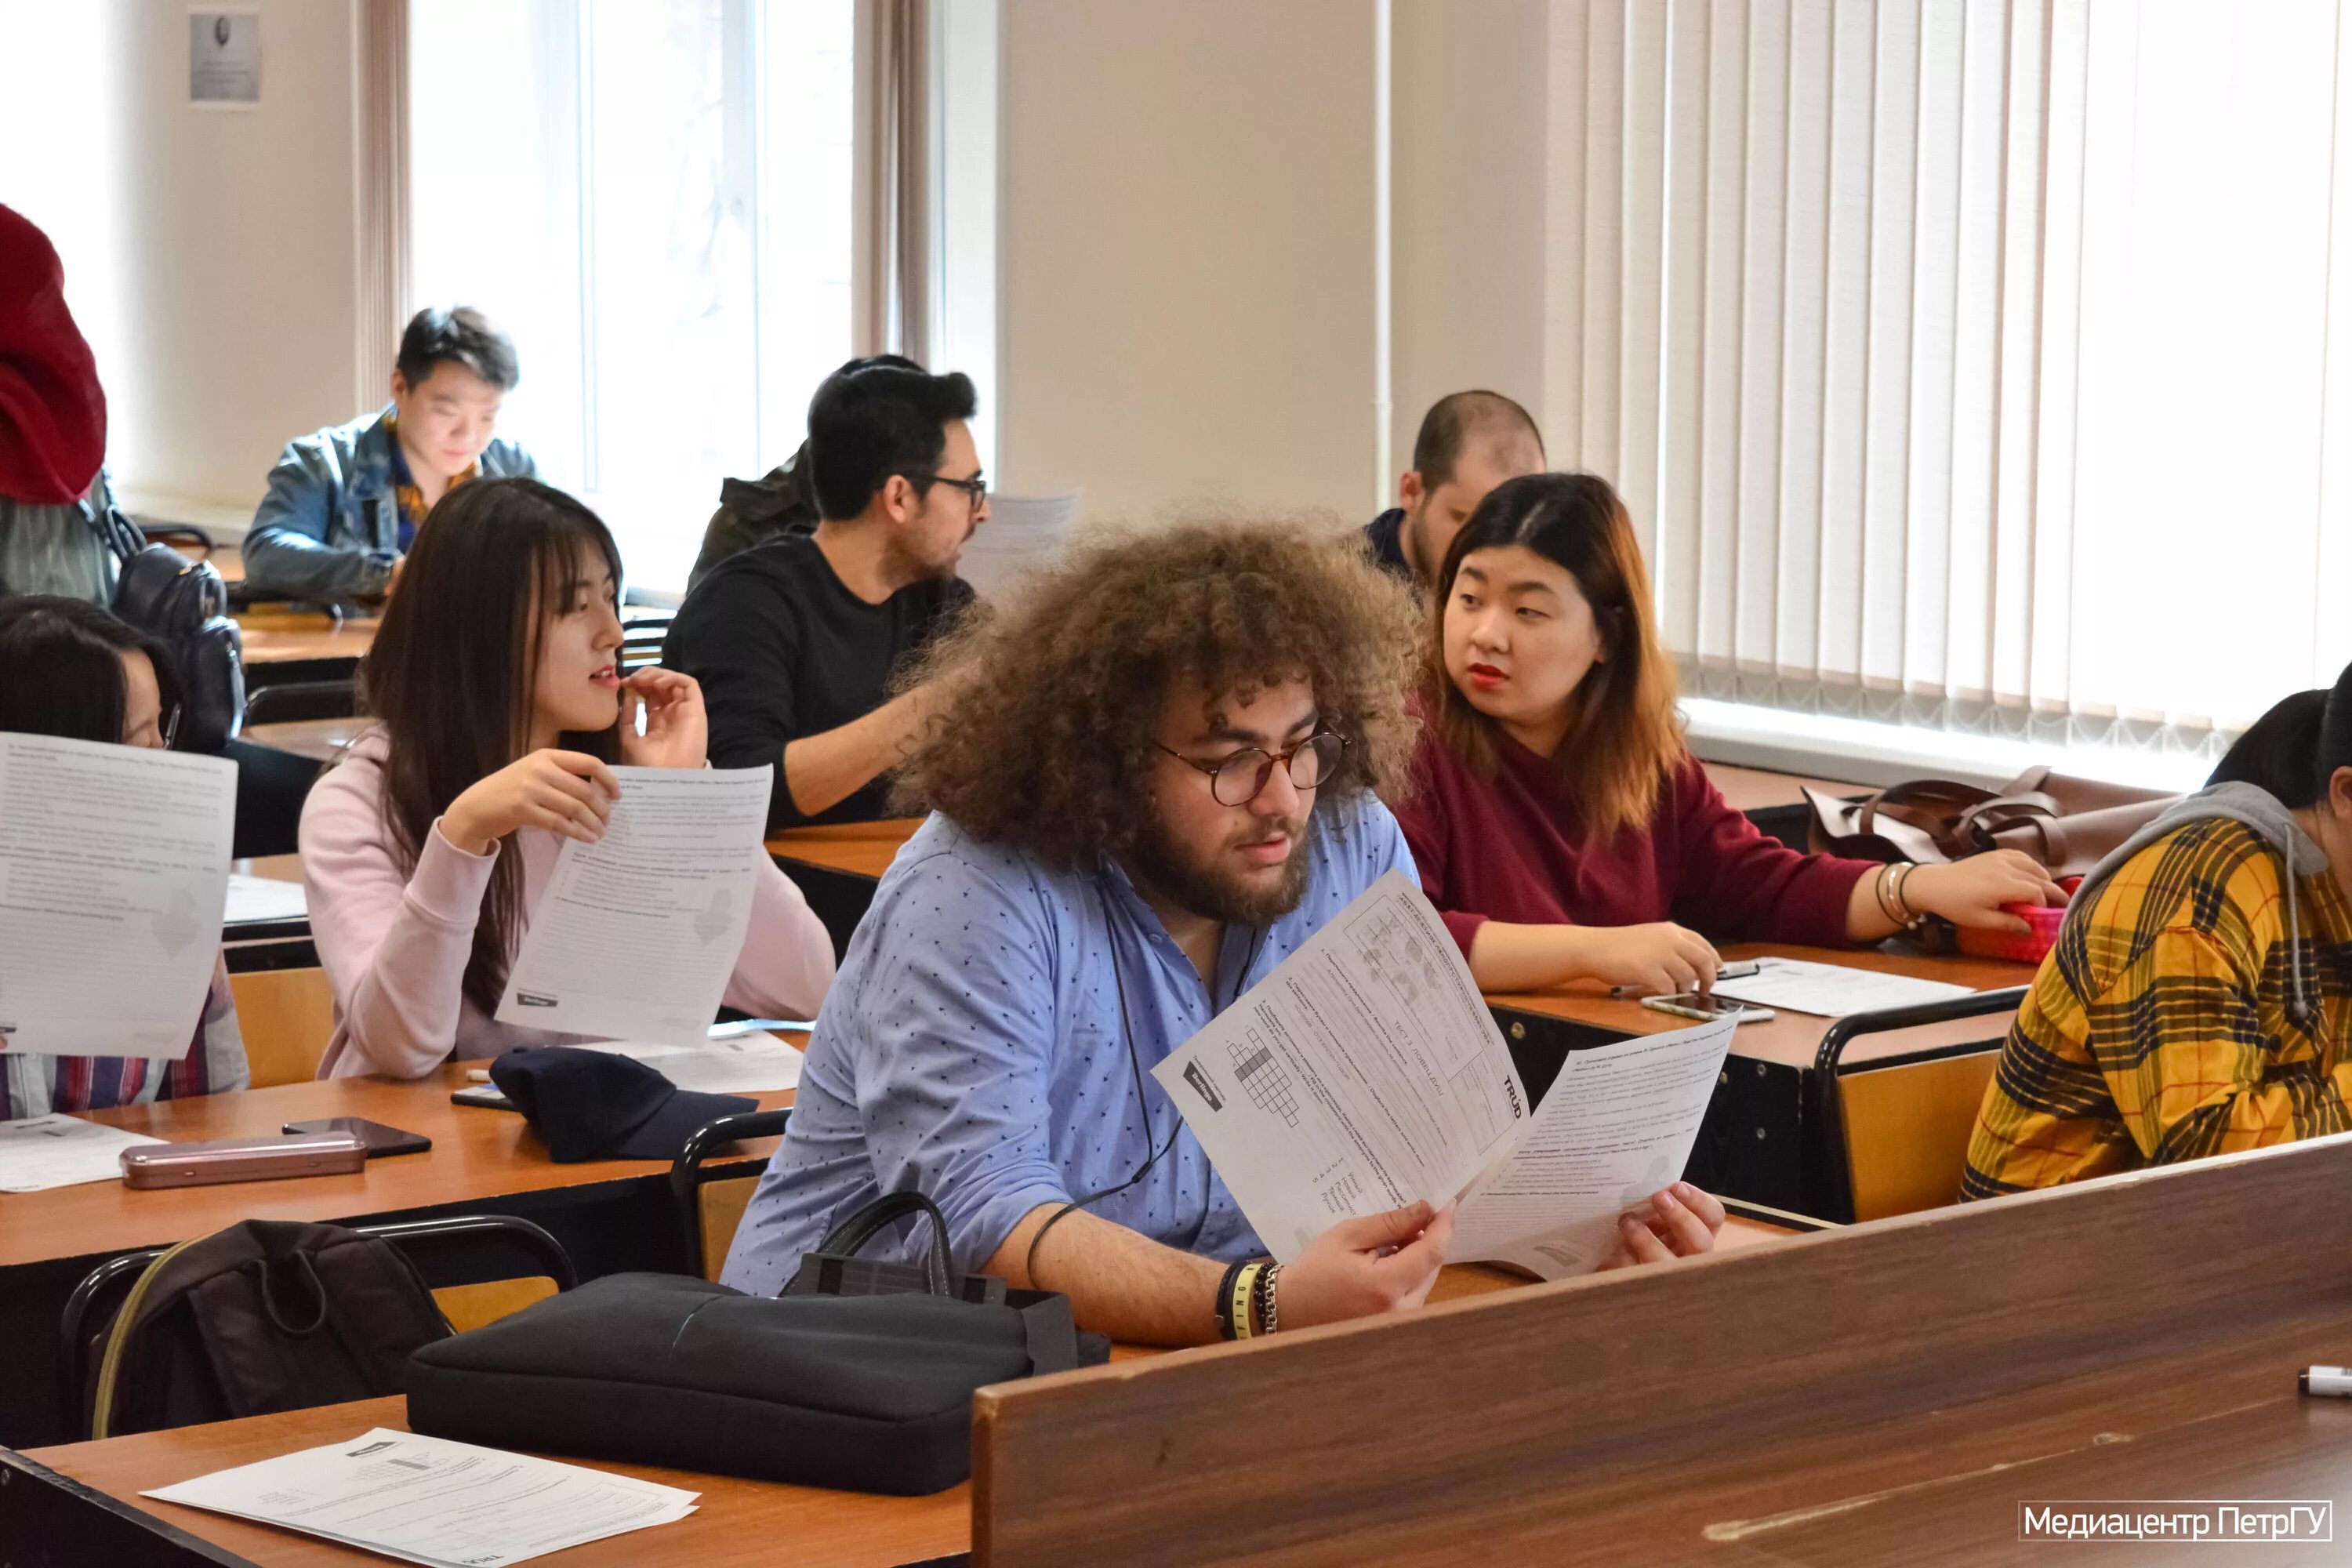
left=1157, top=731, right=1348, bottom=807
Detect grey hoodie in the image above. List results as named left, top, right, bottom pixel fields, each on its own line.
left=2071, top=782, right=2327, bottom=1026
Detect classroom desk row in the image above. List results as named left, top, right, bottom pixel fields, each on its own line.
left=16, top=1130, right=2352, bottom=1565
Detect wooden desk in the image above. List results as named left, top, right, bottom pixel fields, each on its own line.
left=967, top=1133, right=2352, bottom=1565
left=7, top=1226, right=1802, bottom=1566
left=223, top=853, right=314, bottom=973
left=1701, top=760, right=1867, bottom=813
left=242, top=716, right=369, bottom=765
left=234, top=612, right=377, bottom=670
left=1493, top=942, right=2038, bottom=1225
left=767, top=819, right=924, bottom=959
left=0, top=1067, right=788, bottom=1450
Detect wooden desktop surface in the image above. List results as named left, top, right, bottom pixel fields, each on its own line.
left=242, top=716, right=370, bottom=764
left=235, top=619, right=376, bottom=667
left=1701, top=760, right=1867, bottom=812
left=0, top=1065, right=789, bottom=1272
left=760, top=764, right=1851, bottom=886
left=233, top=854, right=305, bottom=884
left=20, top=1225, right=1801, bottom=1568
left=766, top=818, right=928, bottom=881
left=1492, top=941, right=2037, bottom=1069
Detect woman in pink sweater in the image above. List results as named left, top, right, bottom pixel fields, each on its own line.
left=303, top=479, right=834, bottom=1078
left=1397, top=472, right=2060, bottom=996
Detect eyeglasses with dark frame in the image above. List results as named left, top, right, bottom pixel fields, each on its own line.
left=1156, top=731, right=1349, bottom=808
left=900, top=470, right=988, bottom=507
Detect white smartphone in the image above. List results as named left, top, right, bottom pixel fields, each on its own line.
left=1639, top=993, right=1777, bottom=1025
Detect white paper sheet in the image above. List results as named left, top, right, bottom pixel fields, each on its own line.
left=223, top=872, right=308, bottom=926
left=0, top=1113, right=165, bottom=1192
left=0, top=733, right=235, bottom=1057
left=1708, top=955, right=1976, bottom=1017
left=1153, top=871, right=1530, bottom=1262
left=1450, top=1019, right=1735, bottom=1279
left=143, top=1428, right=698, bottom=1568
left=494, top=766, right=773, bottom=1048
left=566, top=1030, right=805, bottom=1094
left=956, top=490, right=1080, bottom=600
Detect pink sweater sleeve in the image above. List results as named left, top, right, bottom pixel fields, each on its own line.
left=301, top=755, right=499, bottom=1079
left=725, top=856, right=837, bottom=1020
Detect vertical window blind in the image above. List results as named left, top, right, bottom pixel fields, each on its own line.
left=1548, top=0, right=2352, bottom=768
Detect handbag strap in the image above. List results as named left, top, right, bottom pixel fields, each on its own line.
left=815, top=1189, right=955, bottom=1298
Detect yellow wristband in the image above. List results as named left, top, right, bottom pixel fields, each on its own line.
left=1229, top=1263, right=1262, bottom=1341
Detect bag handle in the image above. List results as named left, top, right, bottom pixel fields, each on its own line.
left=815, top=1189, right=955, bottom=1298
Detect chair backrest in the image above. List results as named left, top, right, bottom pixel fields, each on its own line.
left=1836, top=1051, right=2003, bottom=1221
left=619, top=612, right=673, bottom=674
left=60, top=1214, right=576, bottom=1439
left=241, top=677, right=358, bottom=728
left=226, top=967, right=335, bottom=1087
left=669, top=1109, right=789, bottom=1278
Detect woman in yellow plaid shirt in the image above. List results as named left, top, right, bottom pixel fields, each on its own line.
left=1963, top=671, right=2352, bottom=1198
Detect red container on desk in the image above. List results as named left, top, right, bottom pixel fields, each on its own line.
left=1956, top=880, right=2076, bottom=966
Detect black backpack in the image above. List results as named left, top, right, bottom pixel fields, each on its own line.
left=83, top=497, right=245, bottom=753
left=85, top=1219, right=452, bottom=1439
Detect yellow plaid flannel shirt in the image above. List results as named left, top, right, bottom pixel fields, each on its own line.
left=1962, top=815, right=2352, bottom=1198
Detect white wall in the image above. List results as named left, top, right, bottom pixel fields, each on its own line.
left=992, top=0, right=1560, bottom=527
left=995, top=0, right=1381, bottom=525
left=1390, top=0, right=1552, bottom=475
left=0, top=0, right=360, bottom=517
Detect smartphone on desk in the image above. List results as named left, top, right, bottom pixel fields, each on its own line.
left=121, top=1131, right=368, bottom=1189
left=283, top=1117, right=431, bottom=1156
left=1639, top=993, right=1777, bottom=1025
left=450, top=1083, right=514, bottom=1112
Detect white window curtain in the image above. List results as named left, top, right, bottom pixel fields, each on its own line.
left=408, top=0, right=855, bottom=593
left=1548, top=0, right=2352, bottom=771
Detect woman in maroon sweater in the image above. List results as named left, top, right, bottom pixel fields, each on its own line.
left=1399, top=473, right=2060, bottom=996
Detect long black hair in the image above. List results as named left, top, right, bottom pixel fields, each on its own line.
left=2208, top=661, right=2352, bottom=808
left=0, top=593, right=181, bottom=746
left=361, top=478, right=624, bottom=1014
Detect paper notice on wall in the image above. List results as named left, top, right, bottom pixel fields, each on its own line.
left=190, top=10, right=262, bottom=107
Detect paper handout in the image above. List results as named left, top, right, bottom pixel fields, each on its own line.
left=1153, top=870, right=1530, bottom=1262
left=0, top=1113, right=166, bottom=1192
left=566, top=1029, right=806, bottom=1094
left=1450, top=1018, right=1735, bottom=1279
left=1155, top=874, right=1734, bottom=1276
left=143, top=1427, right=699, bottom=1568
left=956, top=489, right=1080, bottom=600
left=1709, top=955, right=1974, bottom=1017
left=0, top=733, right=234, bottom=1057
left=495, top=766, right=774, bottom=1048
left=223, top=872, right=308, bottom=926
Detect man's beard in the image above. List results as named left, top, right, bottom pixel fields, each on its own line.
left=1126, top=810, right=1313, bottom=927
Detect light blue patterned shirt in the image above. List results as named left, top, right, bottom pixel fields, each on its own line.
left=721, top=793, right=1417, bottom=1293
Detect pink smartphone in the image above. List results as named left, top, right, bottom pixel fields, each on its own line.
left=119, top=1130, right=368, bottom=1189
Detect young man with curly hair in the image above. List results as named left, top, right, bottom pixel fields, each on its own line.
left=722, top=517, right=1724, bottom=1344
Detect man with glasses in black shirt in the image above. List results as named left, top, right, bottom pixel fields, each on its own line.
left=664, top=357, right=986, bottom=828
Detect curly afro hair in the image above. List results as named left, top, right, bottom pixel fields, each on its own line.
left=892, top=512, right=1422, bottom=870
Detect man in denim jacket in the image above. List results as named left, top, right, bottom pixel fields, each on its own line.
left=242, top=307, right=536, bottom=603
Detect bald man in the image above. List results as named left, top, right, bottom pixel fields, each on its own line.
left=1364, top=390, right=1546, bottom=587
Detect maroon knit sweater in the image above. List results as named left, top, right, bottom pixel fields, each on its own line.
left=1396, top=728, right=1878, bottom=960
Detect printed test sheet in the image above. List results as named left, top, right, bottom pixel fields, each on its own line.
left=1154, top=871, right=1529, bottom=1262
left=144, top=1427, right=698, bottom=1567
left=0, top=733, right=234, bottom=1057
left=1450, top=1018, right=1734, bottom=1279
left=495, top=765, right=773, bottom=1047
